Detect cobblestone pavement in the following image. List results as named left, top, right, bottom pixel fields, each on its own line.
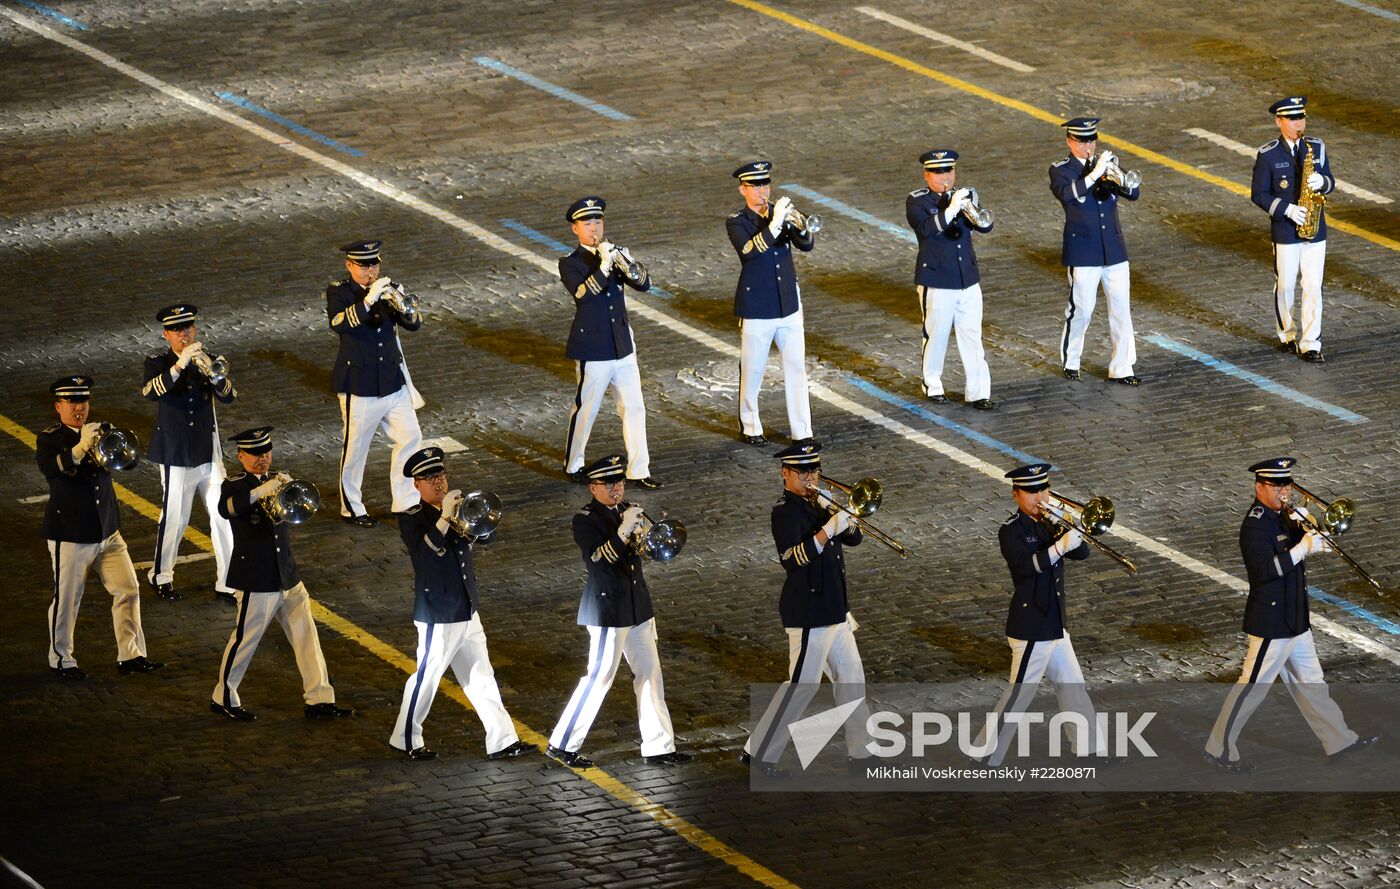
left=3, top=0, right=1399, bottom=886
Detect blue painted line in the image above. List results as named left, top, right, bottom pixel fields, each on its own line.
left=14, top=0, right=88, bottom=29
left=844, top=374, right=1054, bottom=468
left=499, top=220, right=672, bottom=300
left=213, top=92, right=364, bottom=157
left=1146, top=334, right=1367, bottom=424
left=473, top=57, right=633, bottom=122
left=1332, top=0, right=1400, bottom=22
left=782, top=184, right=915, bottom=242
left=1311, top=587, right=1400, bottom=635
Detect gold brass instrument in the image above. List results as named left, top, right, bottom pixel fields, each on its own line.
left=260, top=477, right=321, bottom=525
left=1041, top=491, right=1138, bottom=576
left=958, top=187, right=994, bottom=227
left=381, top=281, right=421, bottom=325
left=1296, top=143, right=1326, bottom=240
left=190, top=350, right=230, bottom=386
left=624, top=503, right=687, bottom=562
left=445, top=490, right=503, bottom=541
left=765, top=194, right=824, bottom=235
left=1285, top=483, right=1381, bottom=592
left=87, top=423, right=140, bottom=472
left=808, top=476, right=907, bottom=558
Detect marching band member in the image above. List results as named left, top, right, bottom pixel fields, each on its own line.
left=973, top=464, right=1103, bottom=767
left=905, top=149, right=996, bottom=410
left=142, top=304, right=236, bottom=601
left=727, top=161, right=816, bottom=446
left=327, top=239, right=424, bottom=527
left=37, top=375, right=161, bottom=680
left=1203, top=458, right=1377, bottom=772
left=389, top=447, right=533, bottom=762
left=546, top=455, right=690, bottom=768
left=742, top=442, right=870, bottom=776
left=1050, top=117, right=1143, bottom=386
left=210, top=427, right=351, bottom=721
left=1251, top=97, right=1335, bottom=362
left=558, top=197, right=661, bottom=489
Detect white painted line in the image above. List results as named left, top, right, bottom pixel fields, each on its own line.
left=1184, top=127, right=1392, bottom=204
left=421, top=436, right=468, bottom=455
left=131, top=552, right=213, bottom=571
left=1332, top=0, right=1400, bottom=23
left=10, top=6, right=1391, bottom=665
left=854, top=6, right=1036, bottom=73
left=20, top=494, right=50, bottom=504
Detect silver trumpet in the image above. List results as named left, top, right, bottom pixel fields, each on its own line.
left=766, top=194, right=823, bottom=235
left=381, top=281, right=421, bottom=324
left=191, top=350, right=230, bottom=386
left=957, top=187, right=994, bottom=227
left=87, top=423, right=140, bottom=472
left=446, top=490, right=503, bottom=541
left=608, top=245, right=648, bottom=281
left=261, top=478, right=321, bottom=525
left=625, top=503, right=687, bottom=562
left=1093, top=153, right=1141, bottom=190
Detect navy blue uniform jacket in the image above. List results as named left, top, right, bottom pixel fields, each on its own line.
left=1048, top=156, right=1139, bottom=267
left=326, top=279, right=422, bottom=396
left=218, top=472, right=300, bottom=592
left=558, top=245, right=649, bottom=361
left=999, top=510, right=1089, bottom=641
left=1239, top=499, right=1310, bottom=639
left=726, top=207, right=814, bottom=320
left=1251, top=136, right=1334, bottom=245
left=772, top=490, right=862, bottom=629
left=572, top=500, right=654, bottom=628
left=906, top=187, right=992, bottom=289
left=142, top=350, right=235, bottom=466
left=36, top=423, right=120, bottom=543
left=399, top=503, right=479, bottom=624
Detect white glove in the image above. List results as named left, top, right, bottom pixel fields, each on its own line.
left=1054, top=528, right=1084, bottom=558
left=366, top=277, right=394, bottom=305
left=175, top=342, right=203, bottom=370
left=942, top=188, right=969, bottom=223
left=598, top=240, right=618, bottom=272
left=252, top=476, right=287, bottom=500
left=767, top=197, right=792, bottom=236
left=619, top=504, right=645, bottom=538
left=75, top=422, right=103, bottom=454
left=1307, top=172, right=1324, bottom=191
left=1285, top=204, right=1309, bottom=227
left=1288, top=507, right=1313, bottom=528
left=441, top=489, right=465, bottom=520
left=1087, top=152, right=1112, bottom=182
left=822, top=509, right=852, bottom=540
left=1290, top=529, right=1331, bottom=561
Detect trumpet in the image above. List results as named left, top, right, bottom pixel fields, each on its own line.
left=624, top=503, right=687, bottom=562
left=380, top=280, right=421, bottom=324
left=190, top=349, right=230, bottom=386
left=1091, top=153, right=1141, bottom=190
left=808, top=476, right=907, bottom=558
left=606, top=244, right=648, bottom=282
left=1285, top=484, right=1382, bottom=592
left=260, top=477, right=321, bottom=525
left=765, top=194, right=823, bottom=235
left=956, top=187, right=994, bottom=227
left=446, top=490, right=503, bottom=541
left=1040, top=491, right=1138, bottom=576
left=86, top=423, right=140, bottom=472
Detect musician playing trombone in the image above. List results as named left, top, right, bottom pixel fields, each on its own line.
left=742, top=441, right=872, bottom=776
left=142, top=303, right=237, bottom=602
left=1203, top=457, right=1377, bottom=772
left=389, top=446, right=532, bottom=762
left=210, top=427, right=351, bottom=722
left=905, top=149, right=995, bottom=410
left=972, top=463, right=1105, bottom=767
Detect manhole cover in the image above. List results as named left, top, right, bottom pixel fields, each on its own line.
left=1070, top=77, right=1214, bottom=106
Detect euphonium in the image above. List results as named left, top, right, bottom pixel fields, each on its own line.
left=1296, top=143, right=1326, bottom=240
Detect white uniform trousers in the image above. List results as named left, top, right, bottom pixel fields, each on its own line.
left=1205, top=630, right=1357, bottom=762
left=47, top=533, right=147, bottom=668
left=151, top=459, right=233, bottom=592
left=1272, top=240, right=1326, bottom=353
left=739, top=308, right=813, bottom=440
left=211, top=583, right=335, bottom=708
left=337, top=387, right=422, bottom=516
left=745, top=614, right=870, bottom=764
left=918, top=284, right=991, bottom=402
left=549, top=618, right=676, bottom=757
left=390, top=614, right=520, bottom=755
left=1060, top=262, right=1136, bottom=378
left=563, top=352, right=651, bottom=479
left=976, top=633, right=1104, bottom=767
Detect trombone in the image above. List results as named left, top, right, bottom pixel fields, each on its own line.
left=765, top=193, right=823, bottom=235
left=1041, top=491, right=1138, bottom=576
left=808, top=476, right=907, bottom=558
left=1285, top=484, right=1382, bottom=592
left=624, top=504, right=687, bottom=562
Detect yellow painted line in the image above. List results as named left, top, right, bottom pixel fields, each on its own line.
left=0, top=410, right=796, bottom=889
left=727, top=0, right=1400, bottom=254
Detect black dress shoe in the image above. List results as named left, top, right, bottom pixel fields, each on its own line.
left=214, top=590, right=237, bottom=604
left=926, top=393, right=948, bottom=404
left=968, top=398, right=997, bottom=411
left=1063, top=369, right=1081, bottom=381
left=1109, top=375, right=1142, bottom=386
left=545, top=745, right=595, bottom=768
left=1301, top=349, right=1326, bottom=363
left=486, top=740, right=538, bottom=760
left=305, top=702, right=355, bottom=719
left=1202, top=751, right=1252, bottom=774
left=52, top=665, right=87, bottom=680
left=341, top=514, right=378, bottom=527
left=740, top=433, right=770, bottom=446
left=407, top=746, right=438, bottom=761
left=154, top=582, right=182, bottom=601
left=117, top=656, right=165, bottom=675
left=629, top=477, right=663, bottom=490
left=1330, top=733, right=1380, bottom=760
left=738, top=751, right=789, bottom=778
left=1279, top=340, right=1298, bottom=354
left=642, top=750, right=694, bottom=766
left=567, top=469, right=589, bottom=484
left=209, top=701, right=257, bottom=721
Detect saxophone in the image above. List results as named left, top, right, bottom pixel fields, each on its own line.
left=1296, top=142, right=1326, bottom=240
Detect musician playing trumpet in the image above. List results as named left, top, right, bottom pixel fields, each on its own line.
left=142, top=303, right=236, bottom=602
left=905, top=149, right=996, bottom=410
